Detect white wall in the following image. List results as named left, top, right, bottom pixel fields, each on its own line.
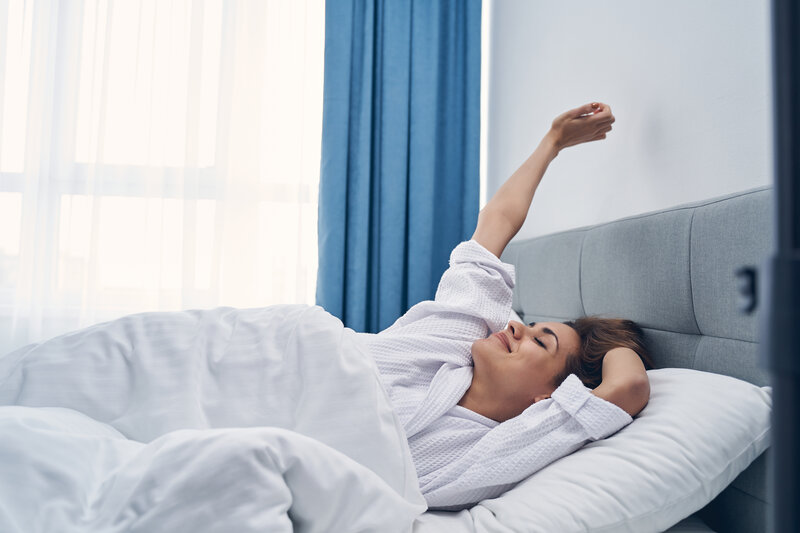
left=482, top=0, right=773, bottom=240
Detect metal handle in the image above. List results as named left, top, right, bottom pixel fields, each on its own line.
left=735, top=266, right=757, bottom=314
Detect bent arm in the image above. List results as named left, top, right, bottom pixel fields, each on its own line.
left=591, top=347, right=650, bottom=417
left=424, top=373, right=632, bottom=509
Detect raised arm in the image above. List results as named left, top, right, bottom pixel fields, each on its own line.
left=472, top=102, right=615, bottom=258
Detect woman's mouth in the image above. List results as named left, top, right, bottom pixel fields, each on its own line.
left=493, top=332, right=511, bottom=352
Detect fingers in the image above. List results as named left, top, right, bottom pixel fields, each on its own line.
left=597, top=114, right=615, bottom=126
left=588, top=113, right=614, bottom=138
left=574, top=102, right=600, bottom=117
left=575, top=102, right=615, bottom=127
left=590, top=125, right=613, bottom=142
left=590, top=105, right=614, bottom=123
left=556, top=102, right=615, bottom=147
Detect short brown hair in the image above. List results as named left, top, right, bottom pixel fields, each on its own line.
left=552, top=316, right=654, bottom=389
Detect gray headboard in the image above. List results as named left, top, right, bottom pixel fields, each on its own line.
left=501, top=185, right=773, bottom=533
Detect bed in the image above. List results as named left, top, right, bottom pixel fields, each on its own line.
left=414, top=185, right=773, bottom=532
left=0, top=186, right=772, bottom=532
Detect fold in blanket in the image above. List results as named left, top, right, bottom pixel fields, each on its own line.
left=0, top=304, right=426, bottom=532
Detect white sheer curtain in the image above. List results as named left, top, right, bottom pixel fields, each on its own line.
left=0, top=0, right=324, bottom=352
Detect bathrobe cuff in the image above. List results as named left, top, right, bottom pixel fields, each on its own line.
left=551, top=374, right=633, bottom=440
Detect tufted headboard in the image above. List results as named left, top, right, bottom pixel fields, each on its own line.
left=501, top=185, right=773, bottom=532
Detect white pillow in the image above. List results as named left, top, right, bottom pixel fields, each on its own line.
left=508, top=309, right=524, bottom=325
left=469, top=368, right=772, bottom=533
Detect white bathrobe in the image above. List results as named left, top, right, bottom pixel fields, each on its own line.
left=357, top=239, right=633, bottom=510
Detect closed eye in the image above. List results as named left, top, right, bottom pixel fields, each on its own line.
left=534, top=337, right=546, bottom=348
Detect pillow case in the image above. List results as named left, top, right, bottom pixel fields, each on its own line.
left=468, top=368, right=772, bottom=533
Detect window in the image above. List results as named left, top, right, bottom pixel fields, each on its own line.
left=0, top=0, right=325, bottom=350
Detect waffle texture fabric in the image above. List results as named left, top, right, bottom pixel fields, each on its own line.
left=356, top=239, right=633, bottom=510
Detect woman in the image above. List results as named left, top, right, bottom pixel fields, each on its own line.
left=357, top=102, right=654, bottom=510
left=0, top=102, right=652, bottom=521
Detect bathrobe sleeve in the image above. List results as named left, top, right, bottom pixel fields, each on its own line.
left=420, top=374, right=634, bottom=510
left=382, top=240, right=515, bottom=340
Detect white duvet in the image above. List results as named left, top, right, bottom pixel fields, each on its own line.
left=0, top=305, right=427, bottom=532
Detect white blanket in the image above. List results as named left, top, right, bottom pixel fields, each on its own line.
left=0, top=305, right=427, bottom=532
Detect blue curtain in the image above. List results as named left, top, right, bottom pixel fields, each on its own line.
left=317, top=0, right=481, bottom=333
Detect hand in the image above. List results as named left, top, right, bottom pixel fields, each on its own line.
left=547, top=102, right=615, bottom=153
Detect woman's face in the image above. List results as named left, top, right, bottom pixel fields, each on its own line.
left=471, top=320, right=581, bottom=409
